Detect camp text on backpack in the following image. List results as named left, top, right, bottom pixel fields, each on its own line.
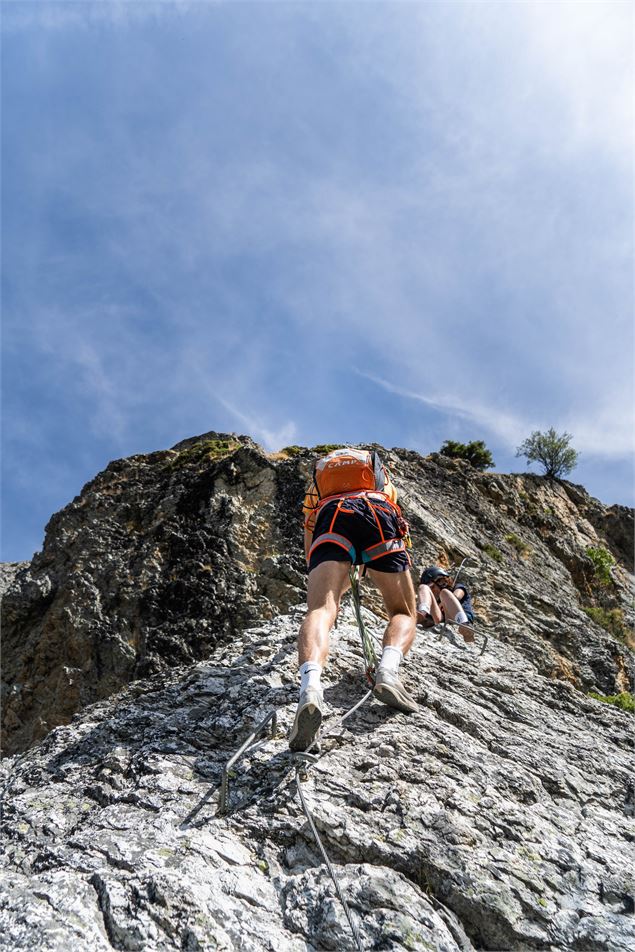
left=313, top=448, right=387, bottom=499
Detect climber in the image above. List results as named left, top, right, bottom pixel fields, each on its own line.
left=416, top=566, right=475, bottom=643
left=289, top=447, right=418, bottom=752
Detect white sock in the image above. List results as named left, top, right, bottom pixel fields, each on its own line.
left=299, top=661, right=322, bottom=694
left=379, top=645, right=403, bottom=674
left=452, top=610, right=468, bottom=625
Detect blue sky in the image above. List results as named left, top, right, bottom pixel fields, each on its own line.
left=2, top=0, right=633, bottom=562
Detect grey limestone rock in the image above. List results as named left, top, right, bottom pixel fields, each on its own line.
left=1, top=434, right=634, bottom=950
left=2, top=437, right=633, bottom=756
left=1, top=604, right=634, bottom=950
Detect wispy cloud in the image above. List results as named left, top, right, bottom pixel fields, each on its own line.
left=3, top=1, right=633, bottom=560
left=218, top=399, right=297, bottom=453
left=356, top=371, right=529, bottom=448
left=359, top=371, right=634, bottom=459
left=517, top=0, right=633, bottom=165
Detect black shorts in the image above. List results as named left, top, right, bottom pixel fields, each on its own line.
left=308, top=496, right=411, bottom=574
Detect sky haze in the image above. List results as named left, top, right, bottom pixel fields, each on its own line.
left=2, top=0, right=633, bottom=562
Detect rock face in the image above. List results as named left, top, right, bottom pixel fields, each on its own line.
left=1, top=434, right=308, bottom=754
left=1, top=605, right=634, bottom=951
left=2, top=435, right=633, bottom=756
left=1, top=433, right=634, bottom=950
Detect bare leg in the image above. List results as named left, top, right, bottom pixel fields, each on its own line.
left=439, top=589, right=474, bottom=643
left=458, top=625, right=475, bottom=643
left=368, top=568, right=417, bottom=655
left=298, top=560, right=351, bottom=666
left=367, top=567, right=418, bottom=713
left=290, top=559, right=352, bottom=751
left=417, top=583, right=443, bottom=624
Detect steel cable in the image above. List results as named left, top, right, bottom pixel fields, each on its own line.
left=295, top=763, right=364, bottom=951
left=290, top=568, right=378, bottom=950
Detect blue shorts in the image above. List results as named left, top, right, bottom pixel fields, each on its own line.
left=308, top=496, right=410, bottom=574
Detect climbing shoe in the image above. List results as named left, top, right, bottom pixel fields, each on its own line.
left=289, top=689, right=323, bottom=751
left=441, top=624, right=467, bottom=650
left=416, top=609, right=434, bottom=628
left=459, top=625, right=475, bottom=644
left=373, top=667, right=418, bottom=714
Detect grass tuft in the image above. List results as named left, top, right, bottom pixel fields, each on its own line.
left=585, top=546, right=615, bottom=587
left=587, top=691, right=634, bottom=714
left=505, top=533, right=532, bottom=558
left=583, top=606, right=633, bottom=646
left=482, top=543, right=503, bottom=563
left=311, top=443, right=346, bottom=454
left=166, top=439, right=240, bottom=470
left=278, top=445, right=304, bottom=457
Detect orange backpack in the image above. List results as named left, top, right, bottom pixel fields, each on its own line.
left=313, top=448, right=387, bottom=499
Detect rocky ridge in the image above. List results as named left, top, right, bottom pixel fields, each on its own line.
left=2, top=433, right=633, bottom=756
left=1, top=432, right=634, bottom=950
left=1, top=602, right=634, bottom=950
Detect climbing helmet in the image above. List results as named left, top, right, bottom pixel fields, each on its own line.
left=421, top=566, right=451, bottom=586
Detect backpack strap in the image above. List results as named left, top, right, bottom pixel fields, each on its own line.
left=371, top=450, right=386, bottom=493
left=312, top=459, right=321, bottom=500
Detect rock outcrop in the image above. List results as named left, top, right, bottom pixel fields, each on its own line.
left=1, top=433, right=634, bottom=950
left=1, top=434, right=307, bottom=754
left=1, top=604, right=634, bottom=950
left=2, top=434, right=633, bottom=756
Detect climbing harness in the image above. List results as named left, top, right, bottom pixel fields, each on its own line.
left=307, top=494, right=410, bottom=568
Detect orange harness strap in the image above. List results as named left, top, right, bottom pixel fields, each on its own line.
left=311, top=489, right=400, bottom=523
left=328, top=496, right=347, bottom=532
left=308, top=532, right=356, bottom=563
left=361, top=537, right=407, bottom=564
left=307, top=492, right=410, bottom=567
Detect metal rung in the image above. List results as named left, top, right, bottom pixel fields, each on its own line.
left=433, top=620, right=489, bottom=656
left=218, top=709, right=278, bottom=814
left=292, top=751, right=321, bottom=782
